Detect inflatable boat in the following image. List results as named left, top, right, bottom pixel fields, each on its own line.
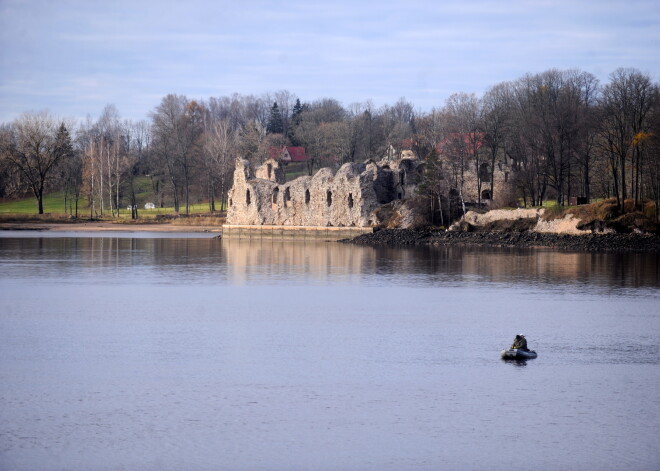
left=500, top=348, right=537, bottom=360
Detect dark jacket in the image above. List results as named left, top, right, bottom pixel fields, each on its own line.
left=511, top=335, right=528, bottom=350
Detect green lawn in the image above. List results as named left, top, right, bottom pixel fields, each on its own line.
left=283, top=162, right=311, bottom=181
left=0, top=192, right=224, bottom=218
left=0, top=192, right=70, bottom=214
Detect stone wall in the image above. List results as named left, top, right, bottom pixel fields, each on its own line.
left=226, top=156, right=424, bottom=227
left=460, top=160, right=516, bottom=208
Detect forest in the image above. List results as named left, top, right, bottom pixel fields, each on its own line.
left=0, top=67, right=658, bottom=222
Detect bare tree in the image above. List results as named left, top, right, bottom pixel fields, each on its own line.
left=413, top=108, right=444, bottom=159
left=443, top=92, right=484, bottom=211
left=380, top=97, right=415, bottom=153
left=238, top=120, right=268, bottom=167
left=599, top=68, right=657, bottom=211
left=482, top=82, right=513, bottom=204
left=150, top=94, right=204, bottom=214
left=202, top=118, right=237, bottom=211
left=2, top=111, right=68, bottom=214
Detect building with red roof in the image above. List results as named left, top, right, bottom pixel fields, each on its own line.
left=268, top=146, right=310, bottom=163
left=436, top=132, right=487, bottom=156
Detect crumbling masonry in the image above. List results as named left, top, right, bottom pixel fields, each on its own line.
left=226, top=155, right=424, bottom=227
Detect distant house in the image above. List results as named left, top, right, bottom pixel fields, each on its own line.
left=268, top=146, right=310, bottom=163
left=436, top=132, right=487, bottom=156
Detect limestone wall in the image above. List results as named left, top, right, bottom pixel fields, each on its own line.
left=460, top=161, right=516, bottom=208
left=226, top=156, right=424, bottom=227
left=452, top=208, right=596, bottom=235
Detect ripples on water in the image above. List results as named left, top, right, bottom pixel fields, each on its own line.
left=1, top=234, right=659, bottom=471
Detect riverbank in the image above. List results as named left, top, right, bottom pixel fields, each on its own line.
left=347, top=228, right=660, bottom=252
left=0, top=221, right=223, bottom=233
left=3, top=219, right=659, bottom=252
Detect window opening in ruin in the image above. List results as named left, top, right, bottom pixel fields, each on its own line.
left=229, top=198, right=232, bottom=207
left=284, top=187, right=291, bottom=207
left=267, top=163, right=272, bottom=180
left=272, top=187, right=279, bottom=204
left=305, top=189, right=310, bottom=204
left=348, top=193, right=354, bottom=209
left=326, top=190, right=333, bottom=207
left=482, top=190, right=492, bottom=200
left=246, top=189, right=251, bottom=205
left=479, top=163, right=491, bottom=182
left=398, top=192, right=402, bottom=199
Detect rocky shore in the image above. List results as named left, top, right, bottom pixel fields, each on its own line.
left=346, top=228, right=660, bottom=253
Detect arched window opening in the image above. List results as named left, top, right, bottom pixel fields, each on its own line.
left=305, top=189, right=310, bottom=204
left=326, top=190, right=333, bottom=207
left=246, top=189, right=251, bottom=205
left=348, top=193, right=354, bottom=209
left=284, top=187, right=291, bottom=207
left=481, top=190, right=492, bottom=200
left=229, top=198, right=233, bottom=207
left=272, top=187, right=279, bottom=204
left=267, top=163, right=273, bottom=180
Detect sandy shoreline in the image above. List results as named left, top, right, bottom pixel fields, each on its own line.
left=0, top=222, right=223, bottom=233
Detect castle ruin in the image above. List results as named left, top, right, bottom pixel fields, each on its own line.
left=226, top=154, right=424, bottom=228
left=225, top=145, right=515, bottom=234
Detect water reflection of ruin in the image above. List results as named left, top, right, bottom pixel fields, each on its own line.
left=221, top=239, right=382, bottom=284
left=5, top=237, right=657, bottom=289
left=220, top=239, right=659, bottom=289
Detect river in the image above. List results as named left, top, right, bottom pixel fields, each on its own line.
left=1, top=233, right=659, bottom=471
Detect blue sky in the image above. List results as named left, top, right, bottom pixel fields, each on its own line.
left=1, top=0, right=658, bottom=123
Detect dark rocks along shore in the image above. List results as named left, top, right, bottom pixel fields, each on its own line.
left=345, top=229, right=660, bottom=253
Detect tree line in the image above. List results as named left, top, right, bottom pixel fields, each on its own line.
left=0, top=67, right=658, bottom=220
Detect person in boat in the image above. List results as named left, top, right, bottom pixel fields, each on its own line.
left=511, top=334, right=529, bottom=351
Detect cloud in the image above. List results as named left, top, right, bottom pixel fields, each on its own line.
left=1, top=0, right=659, bottom=122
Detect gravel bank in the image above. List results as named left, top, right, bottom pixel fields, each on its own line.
left=346, top=229, right=660, bottom=253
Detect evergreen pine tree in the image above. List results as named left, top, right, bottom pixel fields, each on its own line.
left=292, top=98, right=303, bottom=121
left=267, top=102, right=284, bottom=134
left=288, top=98, right=303, bottom=144
left=54, top=123, right=74, bottom=161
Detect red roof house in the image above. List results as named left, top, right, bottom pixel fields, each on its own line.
left=268, top=146, right=310, bottom=163
left=436, top=133, right=487, bottom=156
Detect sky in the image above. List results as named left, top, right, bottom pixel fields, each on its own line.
left=1, top=0, right=659, bottom=123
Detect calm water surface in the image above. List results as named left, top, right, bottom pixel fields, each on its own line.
left=1, top=233, right=659, bottom=471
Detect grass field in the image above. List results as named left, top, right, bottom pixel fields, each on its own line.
left=0, top=191, right=225, bottom=221
left=0, top=192, right=70, bottom=214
